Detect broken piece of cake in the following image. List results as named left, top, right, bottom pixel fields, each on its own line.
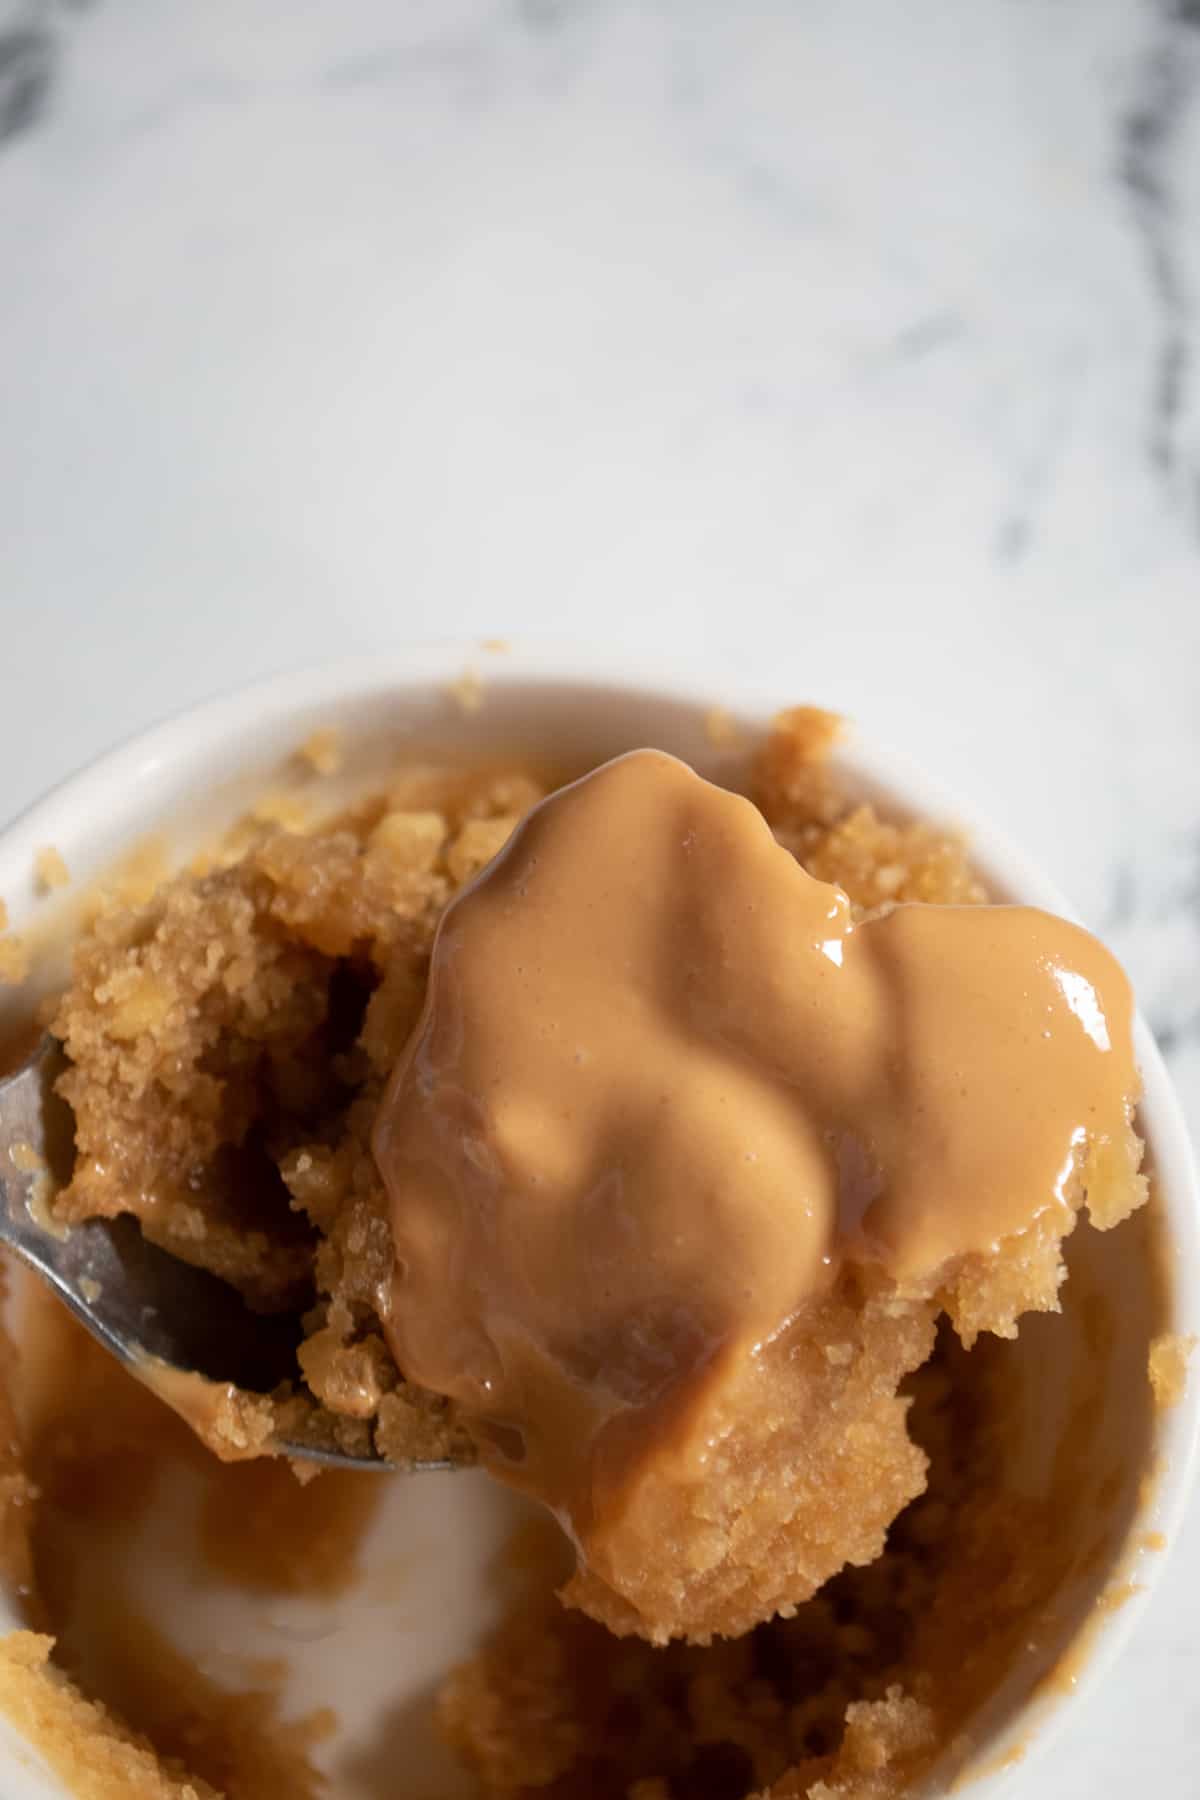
left=46, top=711, right=1147, bottom=1651
left=373, top=748, right=1146, bottom=1645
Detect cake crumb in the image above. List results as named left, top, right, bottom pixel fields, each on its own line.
left=445, top=816, right=517, bottom=884
left=0, top=935, right=28, bottom=986
left=375, top=1386, right=476, bottom=1467
left=108, top=839, right=170, bottom=909
left=1148, top=1333, right=1194, bottom=1410
left=367, top=809, right=446, bottom=872
left=250, top=791, right=310, bottom=832
left=0, top=898, right=7, bottom=931
left=0, top=1632, right=220, bottom=1800
left=7, top=1141, right=65, bottom=1240
left=705, top=704, right=742, bottom=748
left=296, top=729, right=342, bottom=777
left=79, top=1276, right=103, bottom=1305
left=1140, top=1530, right=1167, bottom=1552
left=34, top=846, right=70, bottom=893
left=446, top=668, right=484, bottom=713
left=961, top=1741, right=1027, bottom=1786
left=481, top=638, right=511, bottom=654
left=7, top=1142, right=43, bottom=1177
left=1095, top=1580, right=1141, bottom=1615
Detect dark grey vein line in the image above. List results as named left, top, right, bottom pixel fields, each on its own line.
left=0, top=25, right=53, bottom=146
left=1118, top=1, right=1200, bottom=477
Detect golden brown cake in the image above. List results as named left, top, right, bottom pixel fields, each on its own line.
left=0, top=704, right=1153, bottom=1800
left=373, top=742, right=1144, bottom=1646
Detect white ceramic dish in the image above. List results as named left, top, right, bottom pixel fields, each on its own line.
left=0, top=643, right=1196, bottom=1799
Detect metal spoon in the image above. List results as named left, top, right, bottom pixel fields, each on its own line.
left=0, top=1037, right=454, bottom=1474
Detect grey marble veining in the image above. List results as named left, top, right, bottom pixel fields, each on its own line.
left=1120, top=0, right=1200, bottom=494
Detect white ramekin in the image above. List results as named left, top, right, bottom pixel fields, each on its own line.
left=0, top=644, right=1195, bottom=1799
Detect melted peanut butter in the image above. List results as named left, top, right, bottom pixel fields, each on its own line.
left=373, top=750, right=1138, bottom=1545
left=129, top=1356, right=277, bottom=1463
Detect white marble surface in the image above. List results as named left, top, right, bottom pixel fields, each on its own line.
left=1, top=1, right=1199, bottom=1793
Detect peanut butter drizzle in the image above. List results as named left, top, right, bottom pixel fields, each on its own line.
left=127, top=1356, right=276, bottom=1463
left=373, top=750, right=1138, bottom=1540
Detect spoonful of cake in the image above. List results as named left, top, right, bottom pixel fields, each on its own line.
left=0, top=744, right=1148, bottom=1644
left=0, top=1037, right=438, bottom=1471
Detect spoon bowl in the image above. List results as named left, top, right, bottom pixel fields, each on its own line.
left=0, top=1037, right=444, bottom=1471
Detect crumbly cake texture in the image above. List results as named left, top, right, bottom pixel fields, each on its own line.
left=0, top=1632, right=219, bottom=1800
left=439, top=1311, right=1128, bottom=1799
left=4, top=1301, right=1066, bottom=1800
left=559, top=1278, right=934, bottom=1647
left=47, top=709, right=1142, bottom=1497
left=6, top=706, right=1149, bottom=1797
left=35, top=847, right=71, bottom=894
left=50, top=758, right=545, bottom=1466
left=0, top=1620, right=334, bottom=1800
